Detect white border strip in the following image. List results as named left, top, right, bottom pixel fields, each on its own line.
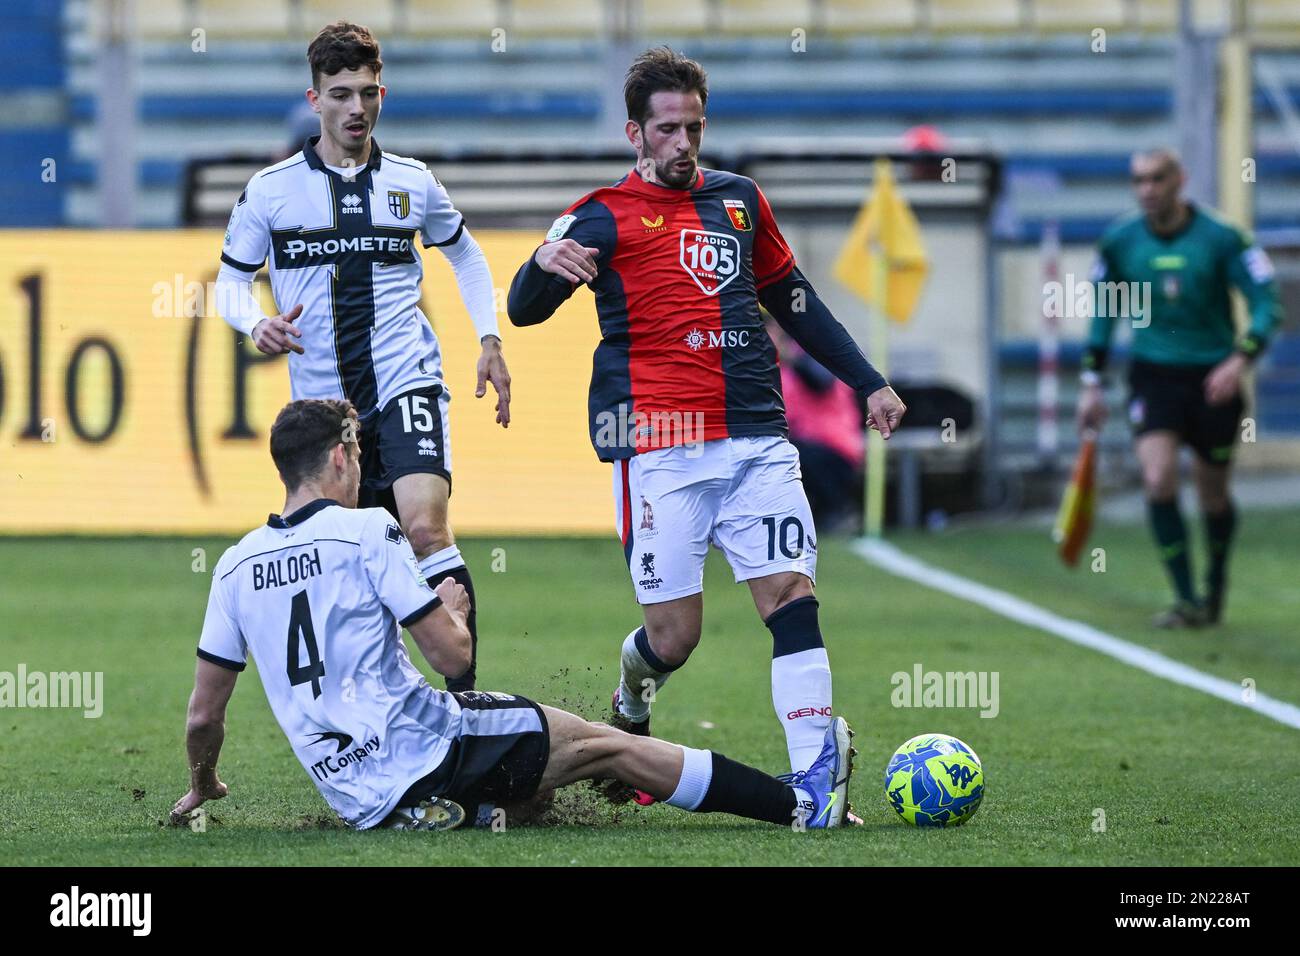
left=854, top=539, right=1300, bottom=731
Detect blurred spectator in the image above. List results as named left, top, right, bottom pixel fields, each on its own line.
left=767, top=318, right=865, bottom=532
left=279, top=100, right=320, bottom=160
left=902, top=123, right=951, bottom=183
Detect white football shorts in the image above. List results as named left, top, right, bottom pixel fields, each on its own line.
left=612, top=435, right=818, bottom=605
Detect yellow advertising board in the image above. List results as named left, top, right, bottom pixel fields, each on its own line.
left=0, top=230, right=610, bottom=535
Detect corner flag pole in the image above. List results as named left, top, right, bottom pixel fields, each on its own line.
left=865, top=239, right=888, bottom=539
left=834, top=156, right=927, bottom=539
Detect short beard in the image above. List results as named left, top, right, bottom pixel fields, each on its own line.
left=639, top=151, right=695, bottom=189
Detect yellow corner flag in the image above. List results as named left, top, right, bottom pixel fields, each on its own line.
left=1053, top=434, right=1098, bottom=567
left=833, top=158, right=928, bottom=323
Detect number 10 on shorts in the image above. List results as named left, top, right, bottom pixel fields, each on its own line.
left=763, top=516, right=807, bottom=560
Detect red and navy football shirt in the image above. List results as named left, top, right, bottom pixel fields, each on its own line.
left=513, top=167, right=802, bottom=460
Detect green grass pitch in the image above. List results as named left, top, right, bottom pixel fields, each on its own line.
left=3, top=510, right=1298, bottom=866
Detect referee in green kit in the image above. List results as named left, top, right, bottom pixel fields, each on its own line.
left=1077, top=148, right=1283, bottom=628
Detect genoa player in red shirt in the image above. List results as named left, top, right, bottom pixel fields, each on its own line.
left=507, top=48, right=905, bottom=777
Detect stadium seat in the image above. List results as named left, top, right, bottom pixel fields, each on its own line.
left=718, top=0, right=815, bottom=37
left=403, top=0, right=503, bottom=38
left=509, top=0, right=605, bottom=38
left=1189, top=0, right=1232, bottom=31
left=637, top=0, right=714, bottom=38
left=1031, top=0, right=1126, bottom=32
left=924, top=0, right=1023, bottom=33
left=1247, top=0, right=1300, bottom=32
left=301, top=0, right=397, bottom=36
left=195, top=0, right=293, bottom=39
left=820, top=0, right=919, bottom=35
left=135, top=0, right=195, bottom=40
left=1132, top=0, right=1176, bottom=32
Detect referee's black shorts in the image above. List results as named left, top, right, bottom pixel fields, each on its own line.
left=396, top=692, right=550, bottom=812
left=1126, top=359, right=1244, bottom=465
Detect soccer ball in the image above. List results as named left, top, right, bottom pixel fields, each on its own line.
left=884, top=733, right=984, bottom=827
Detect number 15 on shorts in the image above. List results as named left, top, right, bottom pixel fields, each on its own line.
left=398, top=394, right=434, bottom=433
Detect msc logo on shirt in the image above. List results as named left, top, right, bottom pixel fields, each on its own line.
left=683, top=328, right=751, bottom=351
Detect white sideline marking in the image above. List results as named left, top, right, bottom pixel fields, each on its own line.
left=853, top=538, right=1300, bottom=731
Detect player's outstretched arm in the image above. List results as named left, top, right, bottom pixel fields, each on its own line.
left=758, top=267, right=885, bottom=393
left=170, top=658, right=237, bottom=824
left=434, top=228, right=513, bottom=426
left=406, top=578, right=473, bottom=680
left=759, top=266, right=905, bottom=437
left=506, top=240, right=597, bottom=327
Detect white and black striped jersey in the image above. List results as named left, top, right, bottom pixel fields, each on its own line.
left=197, top=498, right=463, bottom=829
left=220, top=137, right=468, bottom=420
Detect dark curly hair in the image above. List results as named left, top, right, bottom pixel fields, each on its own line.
left=624, top=46, right=708, bottom=128
left=307, top=21, right=383, bottom=89
left=270, top=399, right=358, bottom=491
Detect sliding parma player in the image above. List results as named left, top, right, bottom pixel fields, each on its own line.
left=1077, top=148, right=1283, bottom=627
left=215, top=22, right=508, bottom=690
left=506, top=48, right=906, bottom=782
left=172, top=399, right=859, bottom=831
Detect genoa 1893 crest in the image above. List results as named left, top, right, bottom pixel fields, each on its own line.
left=387, top=190, right=410, bottom=219
left=723, top=198, right=751, bottom=231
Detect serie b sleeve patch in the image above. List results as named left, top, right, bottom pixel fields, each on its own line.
left=545, top=214, right=577, bottom=243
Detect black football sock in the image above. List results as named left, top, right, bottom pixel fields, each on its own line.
left=429, top=565, right=478, bottom=692
left=1148, top=497, right=1197, bottom=604
left=695, top=752, right=800, bottom=826
left=1204, top=502, right=1237, bottom=604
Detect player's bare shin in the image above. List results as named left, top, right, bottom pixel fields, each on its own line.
left=535, top=706, right=832, bottom=826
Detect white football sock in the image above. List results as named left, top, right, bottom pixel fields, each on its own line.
left=772, top=647, right=833, bottom=773
left=665, top=746, right=713, bottom=810
left=418, top=545, right=464, bottom=580
left=617, top=627, right=676, bottom=722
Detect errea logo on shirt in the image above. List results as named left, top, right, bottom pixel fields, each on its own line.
left=341, top=193, right=364, bottom=214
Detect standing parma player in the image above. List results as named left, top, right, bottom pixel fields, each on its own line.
left=215, top=22, right=508, bottom=690
left=1077, top=148, right=1283, bottom=627
left=171, top=399, right=858, bottom=831
left=506, top=48, right=906, bottom=776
